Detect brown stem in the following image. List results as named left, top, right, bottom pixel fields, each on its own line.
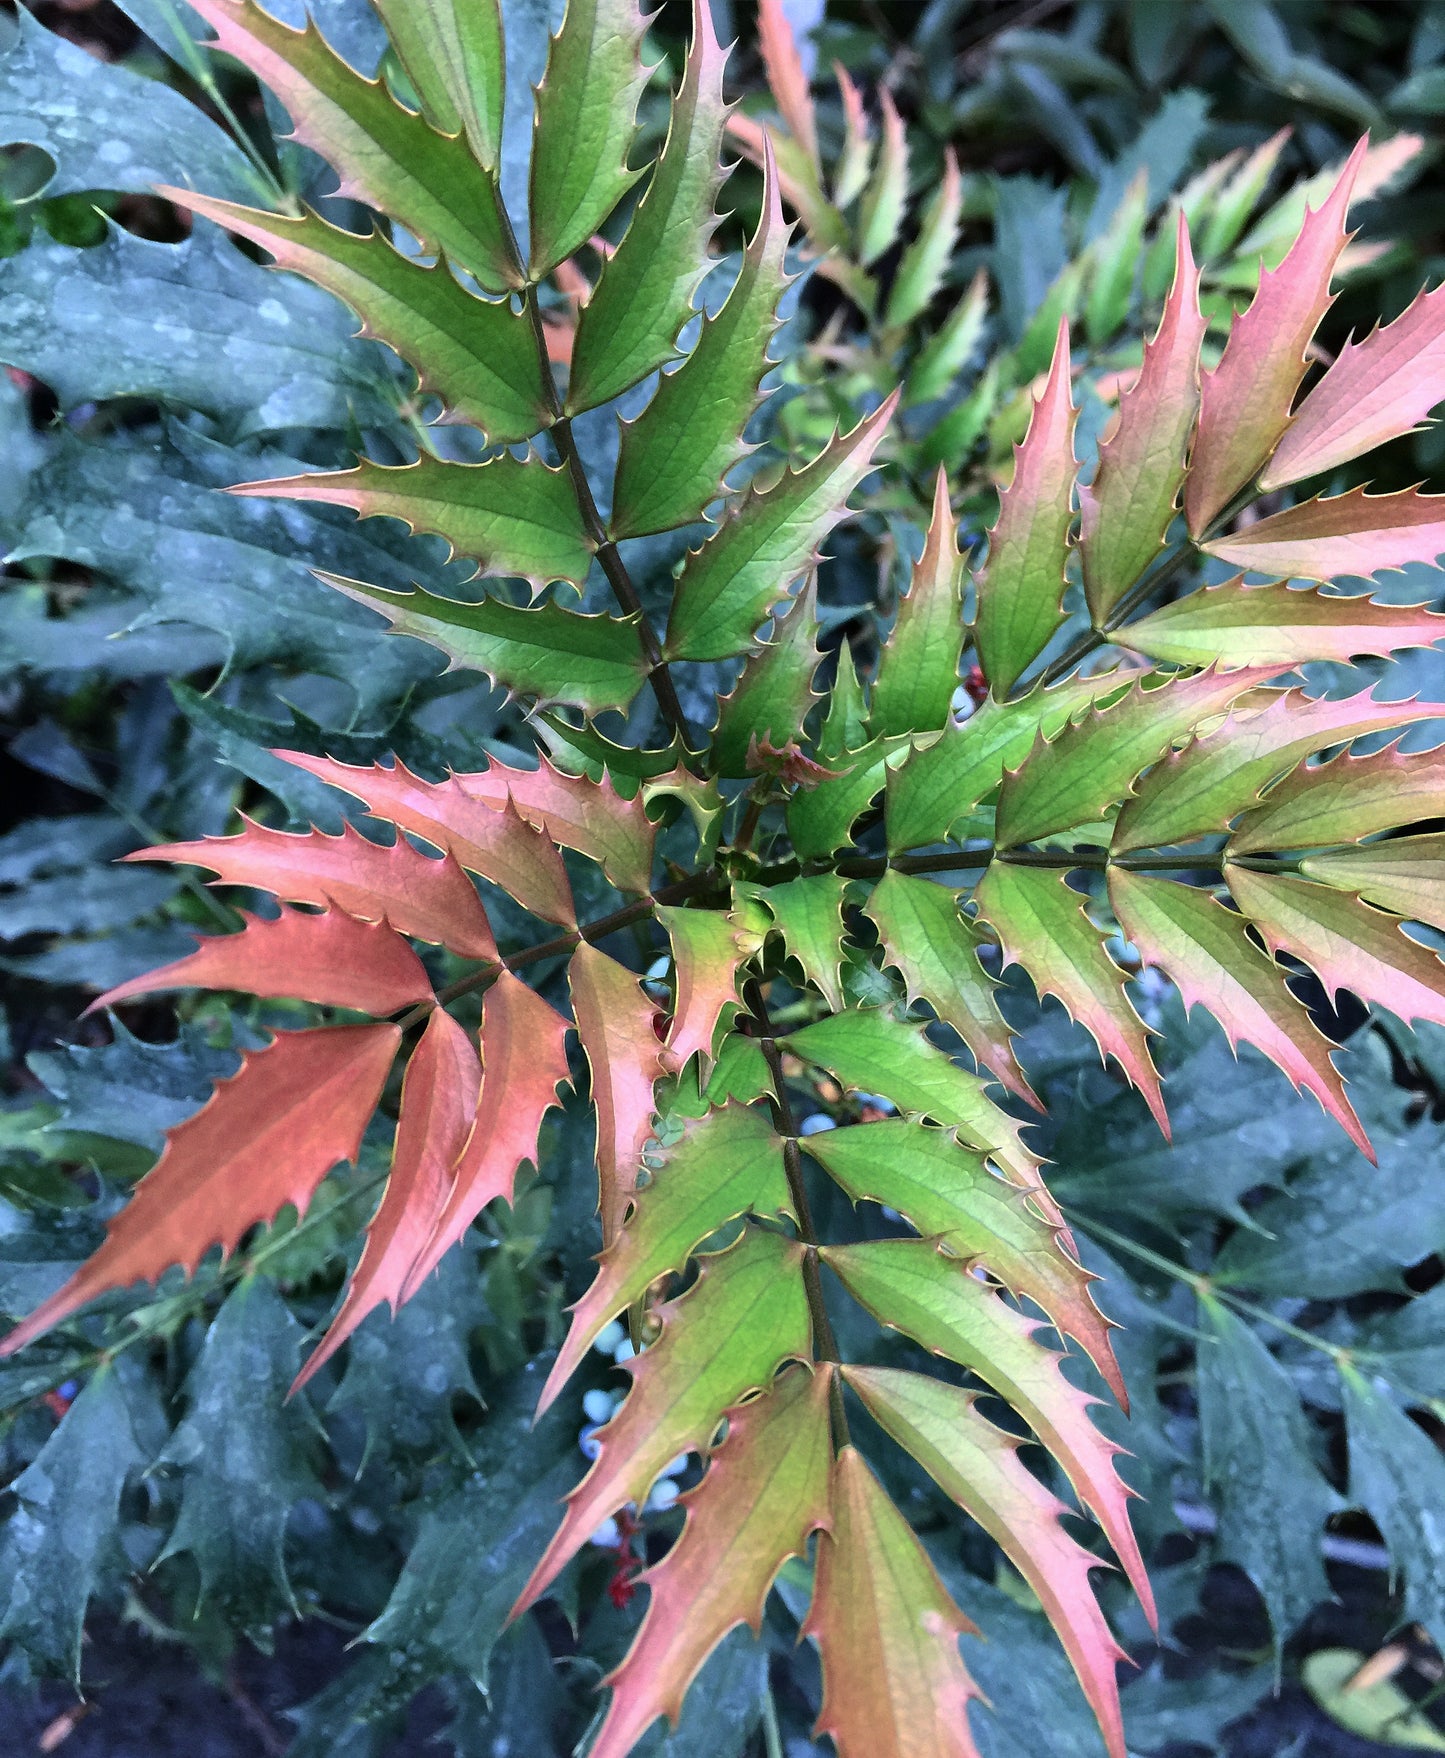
left=745, top=980, right=850, bottom=1448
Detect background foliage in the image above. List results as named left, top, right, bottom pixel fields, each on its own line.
left=6, top=1, right=1445, bottom=1754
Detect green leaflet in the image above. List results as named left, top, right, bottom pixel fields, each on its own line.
left=1230, top=743, right=1445, bottom=854
left=0, top=1364, right=146, bottom=1682
left=711, top=577, right=822, bottom=776
left=187, top=0, right=517, bottom=291
left=1195, top=1296, right=1336, bottom=1645
left=780, top=1007, right=1037, bottom=1184
left=995, top=668, right=1272, bottom=849
left=373, top=0, right=504, bottom=169
left=746, top=872, right=848, bottom=1010
left=817, top=640, right=869, bottom=764
left=237, top=454, right=593, bottom=590
left=788, top=734, right=913, bottom=859
left=1084, top=168, right=1147, bottom=345
left=164, top=194, right=549, bottom=442
left=1340, top=1367, right=1445, bottom=1654
left=158, top=1278, right=324, bottom=1641
left=663, top=395, right=896, bottom=661
left=883, top=148, right=962, bottom=331
left=856, top=88, right=908, bottom=267
left=1302, top=835, right=1445, bottom=933
left=568, top=2, right=728, bottom=412
left=540, top=1103, right=792, bottom=1408
left=870, top=470, right=964, bottom=739
left=865, top=868, right=1033, bottom=1107
left=905, top=268, right=989, bottom=407
left=318, top=574, right=649, bottom=712
left=610, top=152, right=792, bottom=540
left=884, top=668, right=1138, bottom=853
left=528, top=0, right=649, bottom=275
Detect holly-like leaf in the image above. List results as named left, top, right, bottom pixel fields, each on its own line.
left=1195, top=1296, right=1335, bottom=1642
left=884, top=147, right=962, bottom=330
left=1262, top=281, right=1445, bottom=490
left=1123, top=576, right=1445, bottom=667
left=268, top=753, right=576, bottom=926
left=975, top=861, right=1166, bottom=1135
left=804, top=1444, right=983, bottom=1758
left=748, top=873, right=847, bottom=1011
left=864, top=869, right=1036, bottom=1108
left=132, top=820, right=498, bottom=960
left=398, top=971, right=570, bottom=1298
left=570, top=942, right=666, bottom=1247
left=820, top=1237, right=1152, bottom=1617
left=0, top=1364, right=145, bottom=1682
left=844, top=1366, right=1128, bottom=1758
left=1080, top=212, right=1207, bottom=624
left=1107, top=869, right=1369, bottom=1156
left=540, top=1102, right=792, bottom=1410
left=161, top=192, right=547, bottom=441
left=514, top=1226, right=812, bottom=1615
left=591, top=1365, right=832, bottom=1758
left=612, top=137, right=792, bottom=539
left=569, top=0, right=728, bottom=413
left=1111, top=684, right=1423, bottom=853
left=757, top=0, right=819, bottom=173
left=907, top=268, right=989, bottom=408
left=1185, top=137, right=1364, bottom=537
left=0, top=1024, right=399, bottom=1358
left=1339, top=1366, right=1445, bottom=1654
left=974, top=320, right=1077, bottom=697
left=1226, top=866, right=1445, bottom=1029
left=656, top=905, right=757, bottom=1074
left=233, top=454, right=593, bottom=591
left=528, top=0, right=649, bottom=275
left=831, top=60, right=872, bottom=206
left=1202, top=486, right=1445, bottom=584
left=88, top=904, right=433, bottom=1018
left=294, top=1008, right=480, bottom=1390
left=1302, top=835, right=1445, bottom=933
left=995, top=667, right=1273, bottom=849
left=711, top=576, right=823, bottom=775
left=884, top=666, right=1145, bottom=853
left=187, top=0, right=516, bottom=290
left=1231, top=741, right=1445, bottom=853
left=857, top=88, right=908, bottom=268
left=805, top=1119, right=1119, bottom=1397
left=372, top=0, right=504, bottom=170
left=787, top=733, right=913, bottom=859
left=871, top=468, right=964, bottom=738
left=663, top=394, right=897, bottom=661
left=1085, top=168, right=1148, bottom=347
left=780, top=1008, right=1043, bottom=1199
left=317, top=574, right=650, bottom=713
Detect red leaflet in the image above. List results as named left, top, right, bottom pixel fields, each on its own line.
left=87, top=905, right=432, bottom=1018
left=0, top=1024, right=400, bottom=1358
left=590, top=1367, right=833, bottom=1758
left=1262, top=281, right=1445, bottom=490
left=1108, top=870, right=1371, bottom=1159
left=805, top=1444, right=984, bottom=1758
left=133, top=820, right=497, bottom=961
left=293, top=1009, right=480, bottom=1391
left=271, top=752, right=576, bottom=926
left=1202, top=486, right=1445, bottom=585
left=400, top=971, right=571, bottom=1298
left=655, top=904, right=755, bottom=1075
left=569, top=942, right=666, bottom=1247
left=458, top=752, right=655, bottom=896
left=757, top=0, right=818, bottom=171
left=1186, top=138, right=1365, bottom=536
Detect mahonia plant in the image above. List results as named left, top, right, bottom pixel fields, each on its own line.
left=11, top=2, right=1445, bottom=1754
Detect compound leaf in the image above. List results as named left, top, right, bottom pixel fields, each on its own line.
left=804, top=1444, right=983, bottom=1758
left=188, top=0, right=516, bottom=289
left=133, top=820, right=498, bottom=960
left=514, top=1226, right=812, bottom=1615
left=1202, top=486, right=1445, bottom=584
left=974, top=320, right=1077, bottom=697
left=1, top=1024, right=399, bottom=1358
left=591, top=1365, right=832, bottom=1758
left=529, top=0, right=650, bottom=274
left=1107, top=869, right=1369, bottom=1156
left=664, top=394, right=896, bottom=661
left=569, top=0, right=729, bottom=413
left=89, top=904, right=433, bottom=1018
left=871, top=468, right=964, bottom=738
left=235, top=455, right=593, bottom=591
left=1186, top=138, right=1364, bottom=536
